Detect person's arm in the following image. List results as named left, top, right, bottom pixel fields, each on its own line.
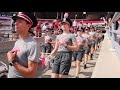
left=49, top=39, right=55, bottom=44
left=13, top=61, right=38, bottom=78
left=49, top=35, right=56, bottom=44
left=64, top=41, right=79, bottom=51
left=9, top=42, right=40, bottom=78
left=50, top=41, right=59, bottom=56
left=62, top=35, right=79, bottom=51
left=7, top=51, right=38, bottom=78
left=84, top=41, right=88, bottom=48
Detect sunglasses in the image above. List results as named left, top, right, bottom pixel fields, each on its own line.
left=61, top=22, right=70, bottom=26
left=58, top=31, right=62, bottom=32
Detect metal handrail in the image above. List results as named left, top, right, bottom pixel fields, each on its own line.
left=108, top=12, right=120, bottom=58
left=112, top=30, right=120, bottom=35
left=111, top=12, right=120, bottom=23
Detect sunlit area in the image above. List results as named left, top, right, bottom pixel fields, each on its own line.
left=0, top=12, right=120, bottom=78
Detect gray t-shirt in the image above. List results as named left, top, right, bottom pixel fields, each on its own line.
left=82, top=33, right=92, bottom=45
left=95, top=32, right=101, bottom=40
left=89, top=31, right=95, bottom=35
left=8, top=36, right=40, bottom=78
left=89, top=31, right=95, bottom=37
left=76, top=36, right=86, bottom=51
left=89, top=32, right=96, bottom=41
left=56, top=33, right=77, bottom=52
left=45, top=35, right=56, bottom=43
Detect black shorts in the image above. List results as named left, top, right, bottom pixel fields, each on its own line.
left=98, top=38, right=101, bottom=43
left=91, top=40, right=95, bottom=48
left=84, top=41, right=91, bottom=55
left=74, top=51, right=85, bottom=62
left=43, top=43, right=52, bottom=53
left=52, top=51, right=72, bottom=75
left=73, top=51, right=77, bottom=61
left=95, top=39, right=99, bottom=44
left=101, top=35, right=104, bottom=41
left=85, top=45, right=91, bottom=55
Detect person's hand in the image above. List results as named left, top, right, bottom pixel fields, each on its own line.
left=7, top=51, right=16, bottom=63
left=47, top=55, right=52, bottom=60
left=62, top=42, right=68, bottom=48
left=59, top=40, right=67, bottom=47
left=59, top=38, right=67, bottom=46
left=41, top=53, right=44, bottom=58
left=48, top=54, right=54, bottom=60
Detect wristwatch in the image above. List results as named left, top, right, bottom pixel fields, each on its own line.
left=9, top=59, right=18, bottom=66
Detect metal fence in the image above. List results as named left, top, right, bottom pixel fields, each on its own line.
left=107, top=12, right=120, bottom=58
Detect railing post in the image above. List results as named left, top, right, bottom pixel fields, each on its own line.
left=108, top=24, right=112, bottom=40
left=109, top=22, right=116, bottom=51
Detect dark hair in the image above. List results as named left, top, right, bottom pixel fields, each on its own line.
left=81, top=27, right=85, bottom=32
left=12, top=31, right=16, bottom=33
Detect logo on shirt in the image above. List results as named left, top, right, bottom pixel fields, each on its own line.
left=77, top=40, right=82, bottom=44
left=12, top=47, right=20, bottom=53
left=59, top=38, right=67, bottom=45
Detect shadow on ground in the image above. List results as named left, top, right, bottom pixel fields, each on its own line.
left=40, top=75, right=51, bottom=78
left=80, top=71, right=93, bottom=78
left=87, top=62, right=96, bottom=66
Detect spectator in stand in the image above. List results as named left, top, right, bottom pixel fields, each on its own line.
left=42, top=22, right=48, bottom=33
left=34, top=21, right=42, bottom=37
left=53, top=19, right=61, bottom=35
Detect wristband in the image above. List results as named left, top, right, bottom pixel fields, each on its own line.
left=9, top=59, right=18, bottom=66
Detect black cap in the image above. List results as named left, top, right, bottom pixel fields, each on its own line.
left=61, top=18, right=72, bottom=27
left=12, top=12, right=38, bottom=28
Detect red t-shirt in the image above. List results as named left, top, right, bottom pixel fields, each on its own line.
left=54, top=24, right=58, bottom=30
left=35, top=25, right=41, bottom=32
